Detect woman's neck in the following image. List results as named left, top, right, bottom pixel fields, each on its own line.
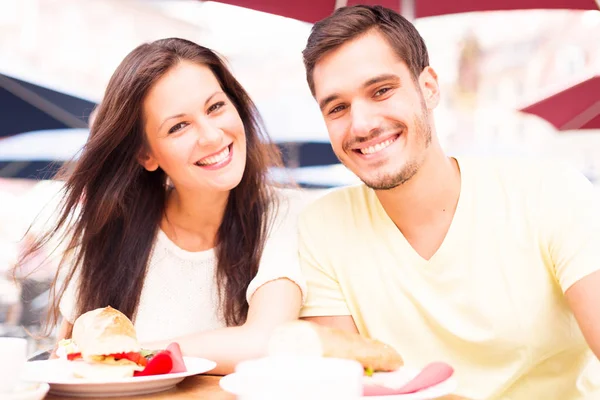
left=160, top=187, right=229, bottom=252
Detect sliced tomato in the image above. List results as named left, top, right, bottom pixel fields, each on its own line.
left=130, top=342, right=186, bottom=377
left=107, top=352, right=147, bottom=367
left=67, top=352, right=82, bottom=361
left=134, top=351, right=173, bottom=377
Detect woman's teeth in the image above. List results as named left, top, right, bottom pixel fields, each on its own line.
left=196, top=146, right=230, bottom=166
left=360, top=137, right=396, bottom=155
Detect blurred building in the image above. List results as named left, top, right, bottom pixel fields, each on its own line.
left=448, top=10, right=600, bottom=182
left=0, top=0, right=314, bottom=103
left=0, top=0, right=208, bottom=101
left=2, top=2, right=600, bottom=176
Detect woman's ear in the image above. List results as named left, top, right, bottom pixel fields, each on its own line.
left=139, top=151, right=159, bottom=172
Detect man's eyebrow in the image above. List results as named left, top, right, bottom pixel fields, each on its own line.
left=318, top=74, right=400, bottom=111
left=362, top=74, right=400, bottom=89
left=158, top=91, right=222, bottom=131
left=319, top=93, right=341, bottom=112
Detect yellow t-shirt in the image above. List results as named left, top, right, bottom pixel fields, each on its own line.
left=299, top=157, right=600, bottom=399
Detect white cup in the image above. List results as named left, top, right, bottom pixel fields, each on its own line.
left=0, top=337, right=28, bottom=393
left=234, top=356, right=364, bottom=400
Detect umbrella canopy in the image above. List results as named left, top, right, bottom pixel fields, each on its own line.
left=0, top=127, right=337, bottom=180
left=0, top=73, right=96, bottom=138
left=271, top=163, right=359, bottom=187
left=0, top=128, right=89, bottom=162
left=0, top=129, right=89, bottom=179
left=519, top=75, right=600, bottom=131
left=208, top=0, right=599, bottom=22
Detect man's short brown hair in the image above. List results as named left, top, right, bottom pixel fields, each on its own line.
left=303, top=5, right=430, bottom=95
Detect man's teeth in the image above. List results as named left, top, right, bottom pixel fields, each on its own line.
left=196, top=146, right=230, bottom=166
left=360, top=138, right=395, bottom=155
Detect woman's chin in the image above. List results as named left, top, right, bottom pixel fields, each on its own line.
left=205, top=174, right=245, bottom=193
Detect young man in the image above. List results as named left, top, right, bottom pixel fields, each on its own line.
left=298, top=5, right=600, bottom=399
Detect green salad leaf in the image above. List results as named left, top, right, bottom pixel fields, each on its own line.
left=140, top=348, right=160, bottom=359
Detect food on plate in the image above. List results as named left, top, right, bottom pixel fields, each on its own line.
left=59, top=306, right=186, bottom=379
left=136, top=342, right=187, bottom=377
left=267, top=320, right=403, bottom=374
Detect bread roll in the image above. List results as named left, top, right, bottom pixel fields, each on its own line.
left=268, top=320, right=403, bottom=372
left=72, top=306, right=140, bottom=361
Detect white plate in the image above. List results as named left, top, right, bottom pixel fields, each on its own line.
left=4, top=382, right=50, bottom=400
left=220, top=366, right=458, bottom=400
left=21, top=357, right=216, bottom=397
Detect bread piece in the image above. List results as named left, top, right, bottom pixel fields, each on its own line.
left=268, top=320, right=403, bottom=372
left=72, top=306, right=140, bottom=361
left=71, top=362, right=141, bottom=380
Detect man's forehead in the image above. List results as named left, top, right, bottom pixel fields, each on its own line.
left=312, top=31, right=410, bottom=99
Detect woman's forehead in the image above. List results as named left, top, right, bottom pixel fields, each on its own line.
left=144, top=62, right=222, bottom=122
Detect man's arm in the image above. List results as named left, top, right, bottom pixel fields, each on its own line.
left=565, top=270, right=600, bottom=359
left=302, top=315, right=359, bottom=333
left=297, top=201, right=357, bottom=331
left=540, top=162, right=600, bottom=359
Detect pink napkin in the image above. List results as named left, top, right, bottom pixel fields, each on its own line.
left=363, top=362, right=454, bottom=396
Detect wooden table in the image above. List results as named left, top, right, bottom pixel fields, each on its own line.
left=45, top=375, right=467, bottom=400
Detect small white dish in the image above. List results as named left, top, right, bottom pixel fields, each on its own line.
left=220, top=365, right=458, bottom=400
left=230, top=356, right=364, bottom=399
left=3, top=382, right=50, bottom=400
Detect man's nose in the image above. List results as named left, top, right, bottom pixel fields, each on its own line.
left=349, top=101, right=380, bottom=138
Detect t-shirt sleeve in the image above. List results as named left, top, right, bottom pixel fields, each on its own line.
left=298, top=202, right=351, bottom=318
left=541, top=162, right=600, bottom=292
left=245, top=189, right=309, bottom=304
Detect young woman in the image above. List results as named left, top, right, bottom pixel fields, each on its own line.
left=20, top=38, right=307, bottom=374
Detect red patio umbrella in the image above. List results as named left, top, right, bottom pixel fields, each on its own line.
left=520, top=75, right=600, bottom=131
left=208, top=0, right=599, bottom=23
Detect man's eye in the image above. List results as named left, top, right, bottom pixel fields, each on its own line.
left=168, top=122, right=188, bottom=134
left=374, top=87, right=391, bottom=97
left=208, top=101, right=225, bottom=114
left=329, top=104, right=347, bottom=115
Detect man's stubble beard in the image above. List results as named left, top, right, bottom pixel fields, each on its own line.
left=359, top=108, right=432, bottom=191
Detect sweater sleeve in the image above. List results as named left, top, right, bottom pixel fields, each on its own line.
left=245, top=188, right=318, bottom=304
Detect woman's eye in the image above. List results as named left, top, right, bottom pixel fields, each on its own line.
left=328, top=104, right=347, bottom=115
left=374, top=87, right=391, bottom=97
left=207, top=101, right=225, bottom=114
left=168, top=122, right=187, bottom=134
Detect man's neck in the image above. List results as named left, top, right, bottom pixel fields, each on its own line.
left=375, top=145, right=461, bottom=234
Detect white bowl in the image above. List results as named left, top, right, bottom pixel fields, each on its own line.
left=4, top=382, right=50, bottom=400
left=226, top=356, right=364, bottom=400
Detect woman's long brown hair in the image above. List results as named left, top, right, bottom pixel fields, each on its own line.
left=18, top=38, right=282, bottom=331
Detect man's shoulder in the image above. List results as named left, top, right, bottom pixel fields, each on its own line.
left=267, top=186, right=324, bottom=229
left=299, top=184, right=372, bottom=223
left=272, top=186, right=316, bottom=207
left=462, top=155, right=552, bottom=174
left=462, top=156, right=584, bottom=191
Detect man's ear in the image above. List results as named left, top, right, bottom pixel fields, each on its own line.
left=138, top=150, right=159, bottom=172
left=419, top=66, right=440, bottom=110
